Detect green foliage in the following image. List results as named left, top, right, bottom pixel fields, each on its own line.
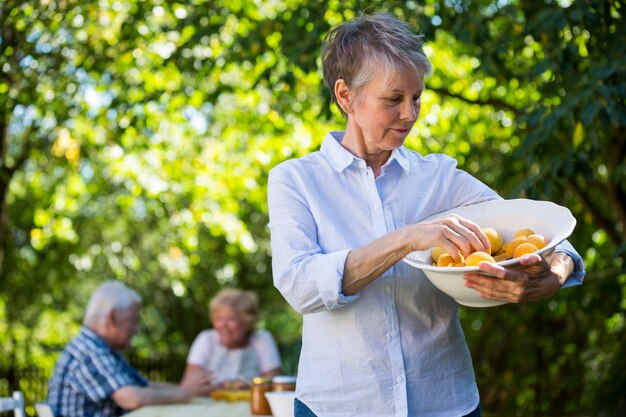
left=0, top=0, right=624, bottom=415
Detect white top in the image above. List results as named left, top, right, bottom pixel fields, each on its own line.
left=267, top=131, right=584, bottom=417
left=186, top=329, right=281, bottom=383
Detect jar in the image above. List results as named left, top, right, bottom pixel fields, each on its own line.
left=250, top=377, right=272, bottom=415
left=272, top=375, right=297, bottom=392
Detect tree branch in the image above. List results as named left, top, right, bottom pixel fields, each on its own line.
left=565, top=177, right=621, bottom=245
left=0, top=123, right=33, bottom=186
left=0, top=106, right=9, bottom=275
left=427, top=86, right=524, bottom=116
left=0, top=108, right=7, bottom=169
left=606, top=126, right=626, bottom=242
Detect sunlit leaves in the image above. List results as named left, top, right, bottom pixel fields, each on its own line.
left=1, top=0, right=624, bottom=412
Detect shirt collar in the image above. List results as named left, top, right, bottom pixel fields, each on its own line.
left=321, top=131, right=355, bottom=172
left=321, top=131, right=411, bottom=174
left=81, top=326, right=113, bottom=351
left=389, top=146, right=411, bottom=173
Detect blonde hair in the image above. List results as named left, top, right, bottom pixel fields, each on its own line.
left=209, top=288, right=260, bottom=334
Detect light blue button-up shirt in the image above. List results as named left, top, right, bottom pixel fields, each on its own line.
left=268, top=131, right=584, bottom=417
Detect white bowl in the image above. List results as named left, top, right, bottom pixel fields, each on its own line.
left=403, top=199, right=576, bottom=308
left=264, top=390, right=296, bottom=417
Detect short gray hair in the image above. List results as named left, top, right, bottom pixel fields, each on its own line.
left=321, top=12, right=432, bottom=116
left=83, top=280, right=141, bottom=325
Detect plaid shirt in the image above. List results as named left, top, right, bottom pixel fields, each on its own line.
left=47, top=327, right=149, bottom=417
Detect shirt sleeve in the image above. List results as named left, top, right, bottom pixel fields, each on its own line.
left=71, top=348, right=148, bottom=403
left=553, top=239, right=586, bottom=287
left=186, top=330, right=213, bottom=368
left=268, top=163, right=358, bottom=315
left=437, top=154, right=501, bottom=209
left=253, top=331, right=282, bottom=373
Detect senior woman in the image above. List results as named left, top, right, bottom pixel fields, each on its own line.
left=181, top=288, right=281, bottom=389
left=267, top=12, right=584, bottom=417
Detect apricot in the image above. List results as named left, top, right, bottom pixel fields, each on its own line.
left=526, top=234, right=547, bottom=250
left=465, top=251, right=496, bottom=266
left=493, top=252, right=509, bottom=262
left=482, top=227, right=503, bottom=255
left=515, top=228, right=535, bottom=238
left=513, top=242, right=539, bottom=258
left=431, top=246, right=448, bottom=263
left=436, top=253, right=455, bottom=267
left=428, top=226, right=547, bottom=268
left=505, top=236, right=528, bottom=258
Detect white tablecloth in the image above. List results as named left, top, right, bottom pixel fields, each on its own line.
left=124, top=397, right=271, bottom=417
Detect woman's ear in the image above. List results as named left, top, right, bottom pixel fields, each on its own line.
left=334, top=79, right=353, bottom=114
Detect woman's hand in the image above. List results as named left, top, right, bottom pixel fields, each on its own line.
left=180, top=366, right=216, bottom=397
left=407, top=214, right=490, bottom=262
left=343, top=213, right=490, bottom=295
left=463, top=252, right=574, bottom=302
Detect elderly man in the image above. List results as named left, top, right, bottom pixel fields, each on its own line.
left=47, top=281, right=213, bottom=417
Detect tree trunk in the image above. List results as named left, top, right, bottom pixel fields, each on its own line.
left=0, top=110, right=8, bottom=275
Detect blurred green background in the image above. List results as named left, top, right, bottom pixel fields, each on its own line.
left=1, top=0, right=624, bottom=415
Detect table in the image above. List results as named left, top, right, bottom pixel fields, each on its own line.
left=124, top=397, right=272, bottom=417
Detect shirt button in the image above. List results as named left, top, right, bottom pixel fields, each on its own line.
left=389, top=331, right=396, bottom=338
left=396, top=376, right=403, bottom=383
left=385, top=286, right=392, bottom=293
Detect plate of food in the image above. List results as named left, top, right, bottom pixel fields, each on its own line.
left=210, top=389, right=251, bottom=402
left=210, top=379, right=251, bottom=402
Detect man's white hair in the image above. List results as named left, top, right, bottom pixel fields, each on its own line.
left=83, top=280, right=141, bottom=325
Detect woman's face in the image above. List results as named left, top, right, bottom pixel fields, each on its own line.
left=212, top=306, right=248, bottom=348
left=348, top=66, right=424, bottom=155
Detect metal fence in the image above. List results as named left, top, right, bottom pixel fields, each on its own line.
left=0, top=341, right=300, bottom=416
left=0, top=354, right=184, bottom=416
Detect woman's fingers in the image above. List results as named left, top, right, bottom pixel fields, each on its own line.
left=464, top=254, right=557, bottom=302
left=457, top=216, right=491, bottom=251
left=437, top=215, right=488, bottom=259
left=408, top=214, right=489, bottom=261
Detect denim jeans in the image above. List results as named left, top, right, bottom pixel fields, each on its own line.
left=294, top=398, right=317, bottom=417
left=294, top=398, right=482, bottom=417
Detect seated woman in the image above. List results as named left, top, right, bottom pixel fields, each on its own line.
left=182, top=288, right=281, bottom=390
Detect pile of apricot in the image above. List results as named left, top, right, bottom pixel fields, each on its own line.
left=431, top=228, right=548, bottom=267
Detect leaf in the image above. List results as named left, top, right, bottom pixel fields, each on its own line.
left=581, top=101, right=600, bottom=125
left=572, top=121, right=584, bottom=148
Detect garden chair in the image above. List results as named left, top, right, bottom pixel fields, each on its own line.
left=35, top=402, right=55, bottom=417
left=0, top=390, right=26, bottom=417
